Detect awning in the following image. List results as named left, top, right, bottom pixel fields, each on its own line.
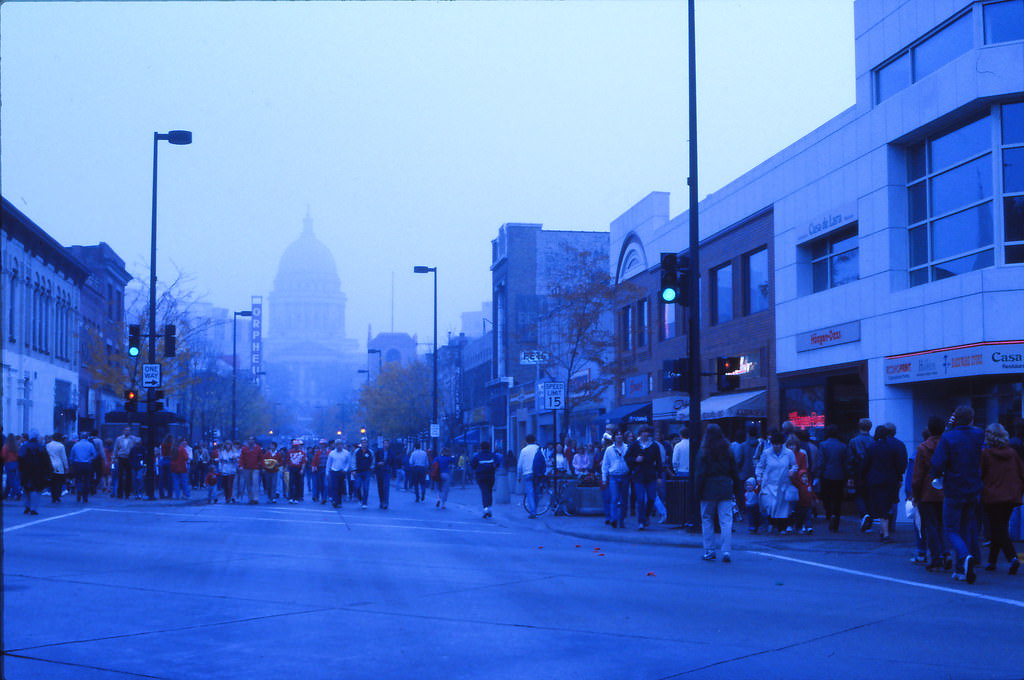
left=698, top=390, right=766, bottom=420
left=604, top=402, right=652, bottom=425
left=105, top=410, right=186, bottom=426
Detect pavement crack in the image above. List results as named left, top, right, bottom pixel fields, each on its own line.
left=2, top=652, right=175, bottom=679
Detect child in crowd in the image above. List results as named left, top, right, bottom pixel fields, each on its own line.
left=744, top=478, right=761, bottom=533
left=205, top=469, right=220, bottom=503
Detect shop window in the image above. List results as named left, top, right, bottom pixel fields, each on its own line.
left=711, top=263, right=733, bottom=325
left=744, top=247, right=769, bottom=314
left=636, top=298, right=649, bottom=348
left=620, top=305, right=634, bottom=351
left=808, top=226, right=859, bottom=293
left=985, top=0, right=1024, bottom=44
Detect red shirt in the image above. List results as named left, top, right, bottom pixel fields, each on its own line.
left=240, top=444, right=263, bottom=470
left=170, top=445, right=189, bottom=474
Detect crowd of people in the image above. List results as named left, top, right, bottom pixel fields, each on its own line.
left=6, top=407, right=1023, bottom=585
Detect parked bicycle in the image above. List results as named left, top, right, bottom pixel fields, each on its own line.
left=523, top=475, right=575, bottom=517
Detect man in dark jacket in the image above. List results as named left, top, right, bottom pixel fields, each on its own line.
left=848, top=418, right=874, bottom=530
left=373, top=440, right=392, bottom=509
left=18, top=430, right=51, bottom=515
left=818, top=425, right=849, bottom=533
left=625, top=427, right=663, bottom=530
left=930, top=405, right=984, bottom=583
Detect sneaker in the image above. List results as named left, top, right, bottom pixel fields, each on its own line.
left=910, top=554, right=928, bottom=565
left=860, top=514, right=872, bottom=532
left=964, top=555, right=977, bottom=584
left=1011, top=559, right=1020, bottom=576
left=722, top=553, right=731, bottom=563
left=702, top=551, right=716, bottom=561
left=361, top=504, right=368, bottom=509
left=985, top=562, right=997, bottom=571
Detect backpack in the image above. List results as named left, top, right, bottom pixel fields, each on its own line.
left=532, top=448, right=547, bottom=476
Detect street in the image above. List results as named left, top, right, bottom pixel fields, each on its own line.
left=3, top=484, right=1022, bottom=680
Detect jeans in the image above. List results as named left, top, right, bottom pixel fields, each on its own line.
left=116, top=458, right=133, bottom=498
left=262, top=470, right=279, bottom=501
left=943, top=495, right=981, bottom=568
left=607, top=474, right=628, bottom=524
left=73, top=461, right=93, bottom=501
left=242, top=469, right=259, bottom=502
left=221, top=473, right=235, bottom=502
left=984, top=502, right=1019, bottom=566
left=288, top=468, right=304, bottom=500
left=328, top=470, right=345, bottom=506
left=172, top=472, right=190, bottom=499
left=632, top=478, right=657, bottom=527
left=312, top=469, right=325, bottom=502
left=3, top=461, right=21, bottom=498
left=355, top=471, right=372, bottom=505
left=49, top=472, right=66, bottom=501
left=23, top=490, right=41, bottom=512
left=701, top=499, right=736, bottom=553
left=919, top=501, right=945, bottom=561
left=158, top=459, right=172, bottom=498
left=437, top=472, right=451, bottom=506
left=375, top=469, right=391, bottom=507
left=524, top=474, right=538, bottom=515
left=477, top=473, right=495, bottom=508
left=409, top=466, right=427, bottom=500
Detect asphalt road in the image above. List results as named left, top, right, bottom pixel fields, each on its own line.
left=3, top=485, right=1022, bottom=680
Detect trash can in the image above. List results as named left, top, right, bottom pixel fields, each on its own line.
left=665, top=479, right=694, bottom=526
left=493, top=468, right=510, bottom=505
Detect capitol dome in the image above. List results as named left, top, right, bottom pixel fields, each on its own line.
left=274, top=211, right=341, bottom=293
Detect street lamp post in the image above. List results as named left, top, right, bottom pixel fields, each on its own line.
left=413, top=266, right=438, bottom=453
left=145, top=129, right=191, bottom=500
left=232, top=309, right=253, bottom=442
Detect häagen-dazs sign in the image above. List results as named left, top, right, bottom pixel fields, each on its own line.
left=885, top=341, right=1024, bottom=384
left=797, top=321, right=861, bottom=352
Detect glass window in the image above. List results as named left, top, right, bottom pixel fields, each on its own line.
left=910, top=225, right=929, bottom=266
left=620, top=306, right=633, bottom=351
left=744, top=248, right=769, bottom=315
left=712, top=264, right=733, bottom=324
left=660, top=301, right=681, bottom=341
left=876, top=52, right=910, bottom=102
left=930, top=117, right=990, bottom=172
left=914, top=12, right=973, bottom=81
left=1005, top=196, right=1024, bottom=241
left=808, top=225, right=859, bottom=293
left=1003, top=146, right=1024, bottom=192
left=932, top=249, right=995, bottom=279
left=931, top=203, right=994, bottom=260
left=1007, top=244, right=1024, bottom=263
left=985, top=0, right=1024, bottom=44
left=637, top=298, right=649, bottom=348
left=1003, top=102, right=1024, bottom=144
left=930, top=155, right=993, bottom=216
left=908, top=143, right=927, bottom=180
left=908, top=182, right=928, bottom=223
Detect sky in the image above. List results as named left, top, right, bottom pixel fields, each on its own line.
left=1, top=0, right=855, bottom=349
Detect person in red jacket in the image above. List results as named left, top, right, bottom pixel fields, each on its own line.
left=981, top=423, right=1024, bottom=574
left=239, top=436, right=263, bottom=505
left=286, top=440, right=307, bottom=504
left=912, top=417, right=949, bottom=571
left=170, top=439, right=191, bottom=500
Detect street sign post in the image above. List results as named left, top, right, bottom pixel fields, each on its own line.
left=142, top=363, right=162, bottom=388
left=538, top=382, right=565, bottom=410
left=430, top=423, right=440, bottom=439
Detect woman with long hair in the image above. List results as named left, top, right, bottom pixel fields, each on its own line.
left=981, top=423, right=1024, bottom=574
left=695, top=424, right=742, bottom=562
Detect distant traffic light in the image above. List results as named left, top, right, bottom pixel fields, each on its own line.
left=150, top=389, right=165, bottom=412
left=717, top=356, right=741, bottom=391
left=164, top=325, right=177, bottom=358
left=128, top=325, right=141, bottom=357
left=124, top=389, right=138, bottom=412
left=660, top=253, right=679, bottom=303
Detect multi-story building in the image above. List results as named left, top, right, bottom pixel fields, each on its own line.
left=613, top=0, right=1024, bottom=442
left=490, top=222, right=612, bottom=450
left=67, top=242, right=132, bottom=435
left=2, top=198, right=90, bottom=436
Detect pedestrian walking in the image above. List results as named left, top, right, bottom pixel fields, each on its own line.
left=353, top=438, right=374, bottom=508
left=980, top=423, right=1024, bottom=574
left=911, top=417, right=948, bottom=571
left=518, top=434, right=543, bottom=518
left=408, top=442, right=429, bottom=502
left=695, top=424, right=742, bottom=562
left=45, top=433, right=70, bottom=502
left=818, top=424, right=848, bottom=532
left=862, top=424, right=907, bottom=543
left=756, top=432, right=798, bottom=533
left=373, top=441, right=392, bottom=509
left=217, top=442, right=240, bottom=503
left=286, top=440, right=307, bottom=503
left=931, top=406, right=985, bottom=583
left=112, top=427, right=138, bottom=499
left=69, top=435, right=99, bottom=503
left=18, top=431, right=50, bottom=515
left=471, top=441, right=501, bottom=518
left=262, top=442, right=283, bottom=503
left=325, top=440, right=353, bottom=508
left=3, top=433, right=22, bottom=501
left=625, top=427, right=663, bottom=530
left=434, top=447, right=454, bottom=509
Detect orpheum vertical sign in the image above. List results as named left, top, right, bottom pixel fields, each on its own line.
left=251, top=296, right=263, bottom=386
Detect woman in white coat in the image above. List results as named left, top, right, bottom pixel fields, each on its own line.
left=756, top=432, right=798, bottom=533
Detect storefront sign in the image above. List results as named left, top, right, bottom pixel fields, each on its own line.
left=885, top=341, right=1024, bottom=384
left=625, top=374, right=648, bottom=397
left=797, top=321, right=861, bottom=352
left=796, top=203, right=857, bottom=243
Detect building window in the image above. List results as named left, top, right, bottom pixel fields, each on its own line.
left=711, top=263, right=733, bottom=325
left=1003, top=102, right=1024, bottom=262
left=744, top=248, right=769, bottom=314
left=875, top=8, right=974, bottom=103
left=985, top=0, right=1024, bottom=44
left=636, top=298, right=649, bottom=348
left=808, top=226, right=859, bottom=292
left=659, top=300, right=682, bottom=340
left=620, top=305, right=634, bottom=351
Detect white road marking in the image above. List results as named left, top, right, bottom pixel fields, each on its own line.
left=752, top=550, right=1024, bottom=609
left=3, top=508, right=92, bottom=533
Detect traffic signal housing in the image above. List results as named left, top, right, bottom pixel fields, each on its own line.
left=164, top=324, right=177, bottom=358
left=128, top=324, right=141, bottom=357
left=660, top=253, right=679, bottom=303
left=124, top=389, right=138, bottom=412
left=662, top=358, right=689, bottom=392
left=717, top=356, right=741, bottom=391
left=150, top=389, right=165, bottom=412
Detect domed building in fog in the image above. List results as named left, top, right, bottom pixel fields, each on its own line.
left=264, top=210, right=360, bottom=429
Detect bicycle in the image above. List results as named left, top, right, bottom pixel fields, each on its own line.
left=523, top=475, right=575, bottom=517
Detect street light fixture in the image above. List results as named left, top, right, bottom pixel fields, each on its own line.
left=367, top=348, right=382, bottom=378
left=232, top=309, right=253, bottom=441
left=144, top=129, right=192, bottom=500
left=413, top=265, right=438, bottom=453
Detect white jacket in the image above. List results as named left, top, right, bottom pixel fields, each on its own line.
left=518, top=444, right=540, bottom=478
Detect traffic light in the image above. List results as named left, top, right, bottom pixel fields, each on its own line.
left=150, top=389, right=165, bottom=412
left=662, top=358, right=689, bottom=392
left=717, top=356, right=741, bottom=391
left=164, top=324, right=177, bottom=358
left=128, top=324, right=141, bottom=357
left=124, top=389, right=138, bottom=412
left=660, top=253, right=679, bottom=303
left=676, top=254, right=690, bottom=305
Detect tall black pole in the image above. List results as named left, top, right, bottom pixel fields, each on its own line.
left=432, top=268, right=438, bottom=454
left=145, top=133, right=160, bottom=500
left=686, top=0, right=702, bottom=524
left=232, top=312, right=238, bottom=442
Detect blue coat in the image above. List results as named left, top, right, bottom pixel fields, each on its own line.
left=930, top=426, right=984, bottom=500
